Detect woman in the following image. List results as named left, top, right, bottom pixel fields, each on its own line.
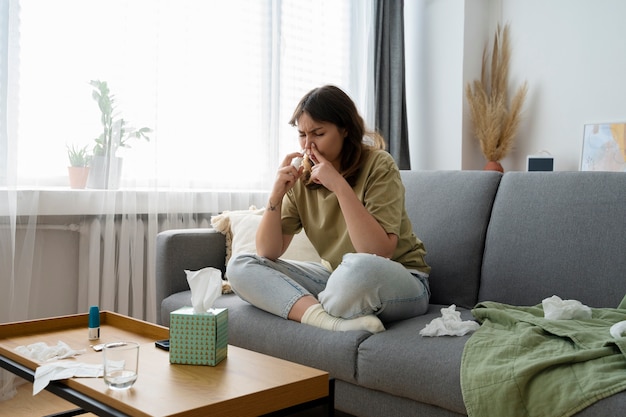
left=227, top=85, right=430, bottom=333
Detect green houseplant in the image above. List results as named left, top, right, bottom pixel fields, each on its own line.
left=67, top=144, right=92, bottom=189
left=67, top=144, right=91, bottom=167
left=87, top=80, right=152, bottom=189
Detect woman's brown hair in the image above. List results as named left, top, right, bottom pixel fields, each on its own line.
left=289, top=85, right=385, bottom=187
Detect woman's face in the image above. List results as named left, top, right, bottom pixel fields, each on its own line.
left=297, top=112, right=346, bottom=170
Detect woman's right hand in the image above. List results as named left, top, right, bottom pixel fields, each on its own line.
left=268, top=151, right=304, bottom=205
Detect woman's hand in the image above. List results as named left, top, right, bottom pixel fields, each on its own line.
left=268, top=151, right=304, bottom=206
left=308, top=144, right=344, bottom=192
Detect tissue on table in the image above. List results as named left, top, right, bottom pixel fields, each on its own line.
left=33, top=362, right=103, bottom=395
left=15, top=341, right=85, bottom=362
left=169, top=267, right=228, bottom=366
left=542, top=295, right=592, bottom=320
left=14, top=341, right=98, bottom=395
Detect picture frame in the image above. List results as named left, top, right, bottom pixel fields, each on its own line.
left=581, top=123, right=626, bottom=172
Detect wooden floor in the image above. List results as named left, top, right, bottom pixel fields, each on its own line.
left=0, top=379, right=97, bottom=417
left=1, top=378, right=353, bottom=417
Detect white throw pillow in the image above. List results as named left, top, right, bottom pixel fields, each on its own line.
left=210, top=207, right=320, bottom=268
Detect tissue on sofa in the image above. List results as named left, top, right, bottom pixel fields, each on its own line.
left=420, top=305, right=480, bottom=337
left=169, top=307, right=228, bottom=366
left=542, top=295, right=592, bottom=320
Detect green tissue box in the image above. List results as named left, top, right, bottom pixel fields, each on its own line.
left=169, top=307, right=228, bottom=366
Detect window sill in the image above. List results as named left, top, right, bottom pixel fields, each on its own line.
left=1, top=187, right=269, bottom=216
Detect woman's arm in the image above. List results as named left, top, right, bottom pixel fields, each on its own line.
left=333, top=180, right=398, bottom=258
left=308, top=144, right=397, bottom=258
left=256, top=204, right=296, bottom=260
left=256, top=152, right=302, bottom=259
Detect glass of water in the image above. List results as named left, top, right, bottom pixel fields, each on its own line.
left=103, top=341, right=139, bottom=390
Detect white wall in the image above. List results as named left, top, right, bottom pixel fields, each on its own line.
left=407, top=0, right=626, bottom=171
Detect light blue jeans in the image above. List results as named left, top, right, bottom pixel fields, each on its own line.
left=226, top=252, right=430, bottom=322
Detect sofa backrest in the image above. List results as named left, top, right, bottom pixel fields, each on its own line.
left=479, top=171, right=626, bottom=308
left=400, top=170, right=502, bottom=308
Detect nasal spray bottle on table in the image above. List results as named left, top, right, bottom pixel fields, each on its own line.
left=88, top=306, right=100, bottom=340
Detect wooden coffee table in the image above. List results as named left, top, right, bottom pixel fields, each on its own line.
left=0, top=311, right=332, bottom=417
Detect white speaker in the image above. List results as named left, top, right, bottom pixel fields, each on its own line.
left=527, top=155, right=554, bottom=171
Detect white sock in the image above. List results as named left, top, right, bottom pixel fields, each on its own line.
left=300, top=304, right=385, bottom=333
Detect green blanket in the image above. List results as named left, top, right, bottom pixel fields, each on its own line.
left=461, top=300, right=626, bottom=417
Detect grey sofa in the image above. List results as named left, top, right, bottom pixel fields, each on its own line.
left=156, top=170, right=626, bottom=416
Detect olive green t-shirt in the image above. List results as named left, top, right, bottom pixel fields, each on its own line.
left=281, top=149, right=430, bottom=274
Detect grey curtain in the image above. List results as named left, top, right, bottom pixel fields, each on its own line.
left=374, top=0, right=410, bottom=169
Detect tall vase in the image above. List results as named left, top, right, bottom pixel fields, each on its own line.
left=484, top=161, right=504, bottom=173
left=87, top=155, right=123, bottom=189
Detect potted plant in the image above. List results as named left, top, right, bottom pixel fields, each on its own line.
left=67, top=144, right=92, bottom=189
left=87, top=80, right=152, bottom=189
left=466, top=24, right=528, bottom=172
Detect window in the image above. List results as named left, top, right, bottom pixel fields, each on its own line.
left=8, top=0, right=372, bottom=190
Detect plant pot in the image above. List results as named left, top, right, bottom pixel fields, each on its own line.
left=87, top=155, right=123, bottom=189
left=484, top=161, right=504, bottom=173
left=67, top=166, right=90, bottom=189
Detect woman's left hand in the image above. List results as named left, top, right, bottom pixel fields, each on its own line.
left=308, top=143, right=344, bottom=192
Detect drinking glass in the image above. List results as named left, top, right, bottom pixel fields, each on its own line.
left=103, top=341, right=139, bottom=390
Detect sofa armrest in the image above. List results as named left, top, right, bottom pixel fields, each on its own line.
left=155, top=228, right=226, bottom=324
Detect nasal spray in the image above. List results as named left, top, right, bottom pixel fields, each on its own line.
left=88, top=305, right=100, bottom=340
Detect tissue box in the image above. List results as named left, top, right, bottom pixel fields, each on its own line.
left=169, top=307, right=228, bottom=366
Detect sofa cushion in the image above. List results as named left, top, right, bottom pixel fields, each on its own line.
left=210, top=207, right=320, bottom=271
left=400, top=170, right=502, bottom=308
left=166, top=292, right=369, bottom=384
left=479, top=172, right=626, bottom=308
left=356, top=304, right=474, bottom=415
left=161, top=291, right=191, bottom=326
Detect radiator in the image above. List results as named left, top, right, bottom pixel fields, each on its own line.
left=78, top=214, right=211, bottom=323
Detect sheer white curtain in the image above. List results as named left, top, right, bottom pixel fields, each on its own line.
left=0, top=0, right=375, bottom=400
left=15, top=0, right=375, bottom=188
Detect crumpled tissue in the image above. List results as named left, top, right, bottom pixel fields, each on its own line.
left=420, top=305, right=480, bottom=337
left=14, top=341, right=101, bottom=395
left=610, top=321, right=626, bottom=339
left=542, top=295, right=592, bottom=320
left=15, top=341, right=85, bottom=362
left=185, top=267, right=223, bottom=313
left=33, top=361, right=104, bottom=395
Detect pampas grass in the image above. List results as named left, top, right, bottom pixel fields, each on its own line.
left=466, top=24, right=528, bottom=163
